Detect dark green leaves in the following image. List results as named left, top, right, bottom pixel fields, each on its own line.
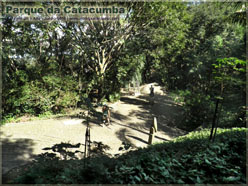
left=12, top=128, right=246, bottom=184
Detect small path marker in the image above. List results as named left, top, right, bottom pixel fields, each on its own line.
left=148, top=126, right=155, bottom=145
left=153, top=117, right=157, bottom=132
left=148, top=117, right=158, bottom=145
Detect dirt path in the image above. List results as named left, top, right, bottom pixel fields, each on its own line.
left=1, top=83, right=186, bottom=175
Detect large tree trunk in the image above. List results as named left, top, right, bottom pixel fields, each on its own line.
left=96, top=72, right=105, bottom=102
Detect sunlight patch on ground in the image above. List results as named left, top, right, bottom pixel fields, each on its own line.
left=62, top=119, right=83, bottom=125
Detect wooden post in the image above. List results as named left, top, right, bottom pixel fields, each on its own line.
left=88, top=128, right=91, bottom=157
left=148, top=127, right=155, bottom=145
left=148, top=117, right=158, bottom=145
left=153, top=117, right=157, bottom=132
left=84, top=107, right=91, bottom=167
left=84, top=127, right=88, bottom=167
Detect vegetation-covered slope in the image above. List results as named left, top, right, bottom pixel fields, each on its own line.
left=12, top=128, right=246, bottom=184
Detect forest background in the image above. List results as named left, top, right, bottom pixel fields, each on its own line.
left=1, top=1, right=246, bottom=132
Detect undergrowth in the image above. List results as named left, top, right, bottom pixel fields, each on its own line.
left=11, top=128, right=246, bottom=184
left=1, top=108, right=83, bottom=126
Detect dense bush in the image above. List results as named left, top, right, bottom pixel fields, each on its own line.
left=12, top=128, right=246, bottom=184
left=2, top=72, right=80, bottom=122
left=171, top=85, right=245, bottom=132
left=173, top=90, right=215, bottom=131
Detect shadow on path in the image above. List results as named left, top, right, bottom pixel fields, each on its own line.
left=112, top=91, right=187, bottom=145
left=113, top=121, right=169, bottom=142
left=138, top=94, right=186, bottom=137
left=126, top=135, right=148, bottom=145
left=120, top=97, right=149, bottom=106
left=2, top=136, right=36, bottom=183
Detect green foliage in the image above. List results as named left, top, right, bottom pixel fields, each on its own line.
left=108, top=92, right=121, bottom=103
left=2, top=2, right=245, bottom=127
left=108, top=128, right=246, bottom=184
left=166, top=14, right=245, bottom=131
left=12, top=128, right=246, bottom=184
left=172, top=90, right=214, bottom=131
left=3, top=72, right=80, bottom=119
left=213, top=57, right=246, bottom=86
left=224, top=2, right=246, bottom=26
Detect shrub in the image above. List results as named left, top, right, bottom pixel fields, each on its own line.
left=175, top=90, right=215, bottom=131
left=3, top=74, right=80, bottom=120
left=109, top=92, right=121, bottom=102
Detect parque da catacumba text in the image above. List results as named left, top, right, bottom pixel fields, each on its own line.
left=1, top=5, right=125, bottom=15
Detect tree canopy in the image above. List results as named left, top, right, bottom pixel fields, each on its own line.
left=1, top=1, right=246, bottom=131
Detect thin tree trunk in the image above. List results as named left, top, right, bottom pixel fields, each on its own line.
left=210, top=83, right=224, bottom=142
left=212, top=83, right=224, bottom=142
left=209, top=98, right=220, bottom=141
left=213, top=101, right=223, bottom=142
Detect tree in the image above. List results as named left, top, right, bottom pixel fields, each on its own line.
left=210, top=57, right=246, bottom=141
